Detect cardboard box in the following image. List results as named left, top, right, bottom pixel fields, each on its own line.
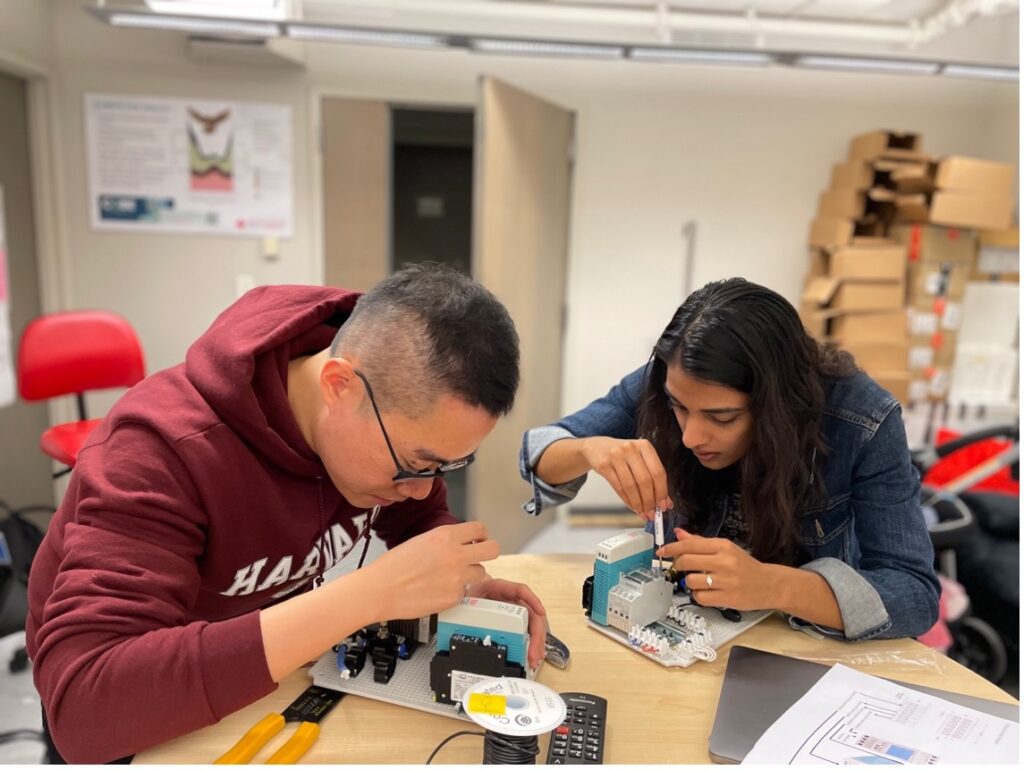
left=908, top=302, right=962, bottom=333
left=974, top=228, right=1019, bottom=280
left=831, top=159, right=927, bottom=191
left=894, top=191, right=1014, bottom=231
left=809, top=217, right=854, bottom=249
left=830, top=309, right=908, bottom=342
left=803, top=278, right=904, bottom=312
left=935, top=156, right=1015, bottom=195
left=907, top=261, right=971, bottom=300
left=890, top=163, right=933, bottom=194
left=830, top=243, right=906, bottom=281
left=848, top=130, right=924, bottom=162
left=840, top=334, right=957, bottom=372
left=909, top=331, right=958, bottom=370
left=807, top=248, right=829, bottom=279
left=818, top=187, right=896, bottom=219
left=910, top=368, right=951, bottom=401
left=808, top=217, right=888, bottom=248
left=891, top=156, right=1016, bottom=196
left=841, top=340, right=910, bottom=371
left=890, top=224, right=978, bottom=265
left=871, top=370, right=912, bottom=403
left=799, top=302, right=828, bottom=340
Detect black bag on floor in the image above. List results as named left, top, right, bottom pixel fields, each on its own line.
left=0, top=502, right=47, bottom=638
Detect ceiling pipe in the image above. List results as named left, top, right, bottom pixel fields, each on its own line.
left=321, top=0, right=1019, bottom=48
left=912, top=0, right=1020, bottom=47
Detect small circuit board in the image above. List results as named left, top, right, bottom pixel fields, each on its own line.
left=308, top=599, right=536, bottom=722
left=584, top=530, right=773, bottom=667
left=588, top=594, right=772, bottom=667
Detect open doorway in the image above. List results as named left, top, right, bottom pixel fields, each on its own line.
left=321, top=81, right=572, bottom=551
left=390, top=107, right=474, bottom=520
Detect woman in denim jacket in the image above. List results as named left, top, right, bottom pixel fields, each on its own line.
left=520, top=278, right=939, bottom=641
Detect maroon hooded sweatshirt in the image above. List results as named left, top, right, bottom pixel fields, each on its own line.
left=26, top=285, right=458, bottom=762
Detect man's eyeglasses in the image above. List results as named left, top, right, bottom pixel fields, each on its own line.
left=353, top=368, right=475, bottom=483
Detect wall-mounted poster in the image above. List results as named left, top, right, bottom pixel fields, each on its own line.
left=0, top=185, right=14, bottom=408
left=85, top=93, right=292, bottom=237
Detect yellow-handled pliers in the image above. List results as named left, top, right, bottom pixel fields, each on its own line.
left=215, top=685, right=345, bottom=764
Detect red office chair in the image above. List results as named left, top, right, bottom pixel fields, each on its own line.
left=17, top=310, right=145, bottom=475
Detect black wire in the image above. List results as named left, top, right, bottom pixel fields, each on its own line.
left=425, top=729, right=540, bottom=765
left=0, top=729, right=45, bottom=745
left=425, top=730, right=486, bottom=764
left=482, top=731, right=539, bottom=764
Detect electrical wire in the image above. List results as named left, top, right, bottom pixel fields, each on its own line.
left=483, top=731, right=539, bottom=764
left=425, top=729, right=540, bottom=764
left=425, top=730, right=485, bottom=764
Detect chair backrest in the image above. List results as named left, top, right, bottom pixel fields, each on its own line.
left=17, top=310, right=146, bottom=401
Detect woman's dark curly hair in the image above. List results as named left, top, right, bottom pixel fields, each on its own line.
left=636, top=278, right=857, bottom=565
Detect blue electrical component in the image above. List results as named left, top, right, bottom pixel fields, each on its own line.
left=590, top=530, right=655, bottom=626
left=335, top=643, right=348, bottom=671
left=435, top=597, right=530, bottom=667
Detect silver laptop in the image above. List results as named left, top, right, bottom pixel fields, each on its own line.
left=709, top=646, right=1020, bottom=764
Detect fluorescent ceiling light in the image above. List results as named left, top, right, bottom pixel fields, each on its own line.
left=471, top=39, right=624, bottom=59
left=286, top=24, right=448, bottom=48
left=795, top=55, right=939, bottom=75
left=144, top=0, right=288, bottom=21
left=942, top=63, right=1018, bottom=82
left=629, top=47, right=774, bottom=66
left=109, top=12, right=279, bottom=37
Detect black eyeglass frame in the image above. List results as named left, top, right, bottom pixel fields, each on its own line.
left=353, top=368, right=475, bottom=483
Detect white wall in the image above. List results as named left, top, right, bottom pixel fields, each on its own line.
left=49, top=0, right=315, bottom=398
left=16, top=3, right=1021, bottom=501
left=0, top=0, right=53, bottom=74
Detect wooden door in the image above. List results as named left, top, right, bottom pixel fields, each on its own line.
left=321, top=97, right=389, bottom=290
left=468, top=77, right=575, bottom=552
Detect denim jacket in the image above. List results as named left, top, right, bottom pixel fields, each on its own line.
left=519, top=365, right=940, bottom=642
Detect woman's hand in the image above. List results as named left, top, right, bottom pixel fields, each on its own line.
left=656, top=527, right=773, bottom=611
left=466, top=578, right=549, bottom=669
left=580, top=437, right=673, bottom=521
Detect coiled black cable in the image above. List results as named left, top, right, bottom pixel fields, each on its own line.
left=483, top=730, right=539, bottom=764
left=425, top=729, right=540, bottom=764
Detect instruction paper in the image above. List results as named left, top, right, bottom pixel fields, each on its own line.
left=85, top=93, right=292, bottom=237
left=743, top=663, right=1018, bottom=765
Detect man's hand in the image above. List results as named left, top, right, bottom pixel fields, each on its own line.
left=467, top=577, right=549, bottom=669
left=656, top=527, right=772, bottom=611
left=580, top=437, right=673, bottom=521
left=367, top=521, right=499, bottom=620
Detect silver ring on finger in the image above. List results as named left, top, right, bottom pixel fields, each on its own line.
left=705, top=572, right=713, bottom=589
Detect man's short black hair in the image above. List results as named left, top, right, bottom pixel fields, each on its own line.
left=331, top=263, right=520, bottom=417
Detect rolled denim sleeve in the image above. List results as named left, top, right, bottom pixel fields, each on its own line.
left=520, top=426, right=587, bottom=515
left=519, top=365, right=649, bottom=516
left=796, top=406, right=940, bottom=640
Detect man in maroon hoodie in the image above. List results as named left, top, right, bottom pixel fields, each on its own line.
left=26, top=263, right=547, bottom=762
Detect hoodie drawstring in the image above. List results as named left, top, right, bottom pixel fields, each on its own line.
left=313, top=476, right=327, bottom=588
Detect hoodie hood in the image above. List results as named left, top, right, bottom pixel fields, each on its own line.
left=185, top=284, right=361, bottom=476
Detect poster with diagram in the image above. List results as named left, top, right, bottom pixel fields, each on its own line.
left=0, top=185, right=14, bottom=408
left=85, top=93, right=292, bottom=237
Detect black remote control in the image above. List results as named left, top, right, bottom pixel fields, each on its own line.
left=546, top=692, right=608, bottom=764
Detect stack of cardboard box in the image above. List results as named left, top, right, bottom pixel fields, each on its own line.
left=890, top=224, right=977, bottom=402
left=800, top=130, right=1017, bottom=405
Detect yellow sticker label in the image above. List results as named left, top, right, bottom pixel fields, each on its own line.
left=467, top=693, right=507, bottom=716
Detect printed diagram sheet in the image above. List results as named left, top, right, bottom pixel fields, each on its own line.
left=744, top=664, right=1018, bottom=765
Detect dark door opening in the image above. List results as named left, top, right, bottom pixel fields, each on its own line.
left=390, top=107, right=474, bottom=520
